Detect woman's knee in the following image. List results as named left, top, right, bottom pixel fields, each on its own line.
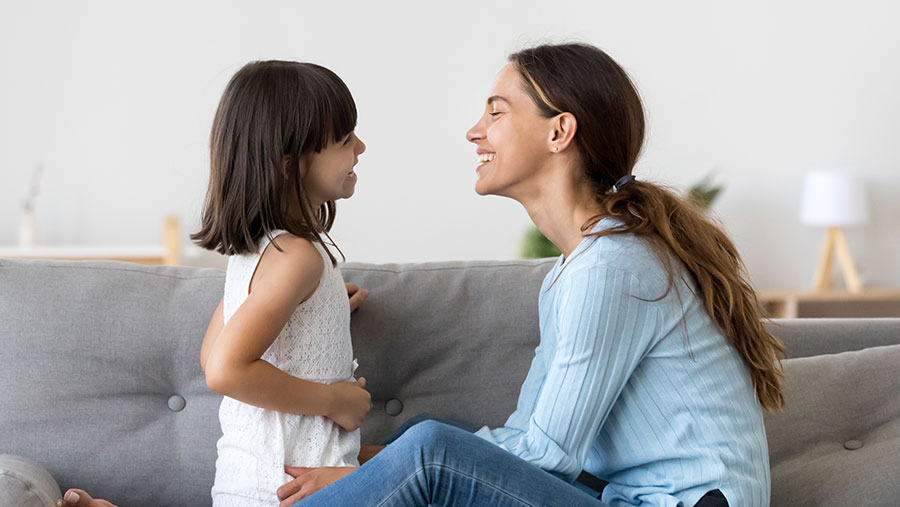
left=394, top=419, right=464, bottom=453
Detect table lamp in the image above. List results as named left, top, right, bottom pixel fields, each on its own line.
left=800, top=170, right=869, bottom=293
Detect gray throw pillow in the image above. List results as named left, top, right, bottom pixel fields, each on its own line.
left=0, top=454, right=62, bottom=507
left=764, top=344, right=900, bottom=506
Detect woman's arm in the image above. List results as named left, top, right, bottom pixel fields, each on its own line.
left=203, top=236, right=370, bottom=429
left=477, top=265, right=658, bottom=481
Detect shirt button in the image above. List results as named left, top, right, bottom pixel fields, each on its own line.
left=385, top=399, right=403, bottom=416
left=843, top=440, right=863, bottom=450
left=168, top=394, right=186, bottom=412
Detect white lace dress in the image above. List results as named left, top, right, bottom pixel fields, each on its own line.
left=211, top=231, right=360, bottom=507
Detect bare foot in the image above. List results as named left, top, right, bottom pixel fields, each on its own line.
left=56, top=488, right=119, bottom=507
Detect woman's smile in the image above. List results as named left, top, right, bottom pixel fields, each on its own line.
left=475, top=151, right=496, bottom=174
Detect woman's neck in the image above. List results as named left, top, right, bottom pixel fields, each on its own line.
left=517, top=165, right=601, bottom=259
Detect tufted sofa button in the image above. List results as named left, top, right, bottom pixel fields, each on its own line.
left=843, top=440, right=863, bottom=450
left=384, top=399, right=403, bottom=416
left=167, top=394, right=186, bottom=412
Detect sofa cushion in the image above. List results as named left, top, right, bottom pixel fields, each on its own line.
left=0, top=454, right=62, bottom=507
left=341, top=259, right=556, bottom=444
left=764, top=344, right=900, bottom=506
left=0, top=259, right=225, bottom=507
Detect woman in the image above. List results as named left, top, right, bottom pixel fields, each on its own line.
left=276, top=42, right=784, bottom=507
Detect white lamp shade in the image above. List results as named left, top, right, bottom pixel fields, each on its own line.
left=800, top=170, right=869, bottom=227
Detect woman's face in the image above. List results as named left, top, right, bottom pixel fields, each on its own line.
left=301, top=131, right=366, bottom=206
left=466, top=63, right=554, bottom=199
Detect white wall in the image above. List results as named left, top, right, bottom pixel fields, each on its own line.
left=2, top=0, right=898, bottom=290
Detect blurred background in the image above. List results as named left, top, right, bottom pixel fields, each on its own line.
left=2, top=0, right=898, bottom=297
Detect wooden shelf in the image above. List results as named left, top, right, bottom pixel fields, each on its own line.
left=757, top=289, right=900, bottom=318
left=0, top=216, right=181, bottom=266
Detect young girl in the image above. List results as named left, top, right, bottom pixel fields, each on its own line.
left=192, top=60, right=371, bottom=506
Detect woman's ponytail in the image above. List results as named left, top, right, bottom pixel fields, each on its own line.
left=592, top=180, right=786, bottom=411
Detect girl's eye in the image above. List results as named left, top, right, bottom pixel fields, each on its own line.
left=489, top=112, right=503, bottom=117
left=343, top=134, right=352, bottom=145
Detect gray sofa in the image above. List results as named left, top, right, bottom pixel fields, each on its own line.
left=1, top=258, right=898, bottom=506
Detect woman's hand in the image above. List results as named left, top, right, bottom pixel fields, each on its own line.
left=346, top=283, right=369, bottom=312
left=56, top=488, right=118, bottom=507
left=277, top=466, right=356, bottom=506
left=327, top=377, right=372, bottom=431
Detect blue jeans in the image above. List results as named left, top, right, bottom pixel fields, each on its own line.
left=295, top=419, right=607, bottom=506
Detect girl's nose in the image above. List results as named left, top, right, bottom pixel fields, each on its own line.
left=356, top=136, right=366, bottom=155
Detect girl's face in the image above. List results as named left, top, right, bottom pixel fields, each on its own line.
left=466, top=63, right=554, bottom=199
left=301, top=131, right=366, bottom=206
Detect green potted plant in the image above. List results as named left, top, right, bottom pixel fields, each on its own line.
left=687, top=174, right=724, bottom=210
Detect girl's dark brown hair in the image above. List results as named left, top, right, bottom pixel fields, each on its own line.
left=511, top=43, right=785, bottom=411
left=191, top=60, right=357, bottom=265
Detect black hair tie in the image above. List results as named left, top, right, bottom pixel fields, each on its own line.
left=613, top=174, right=636, bottom=192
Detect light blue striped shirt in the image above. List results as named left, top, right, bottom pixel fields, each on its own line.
left=475, top=218, right=770, bottom=507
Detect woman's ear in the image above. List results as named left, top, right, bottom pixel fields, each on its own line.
left=547, top=112, right=578, bottom=153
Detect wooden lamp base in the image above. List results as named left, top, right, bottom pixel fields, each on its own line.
left=813, top=226, right=862, bottom=293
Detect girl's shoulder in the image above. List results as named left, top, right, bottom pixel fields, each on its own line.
left=261, top=233, right=325, bottom=269
left=246, top=233, right=326, bottom=305
left=253, top=233, right=324, bottom=280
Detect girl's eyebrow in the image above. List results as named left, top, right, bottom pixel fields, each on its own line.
left=487, top=95, right=509, bottom=106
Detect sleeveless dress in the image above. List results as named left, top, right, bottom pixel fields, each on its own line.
left=211, top=230, right=360, bottom=507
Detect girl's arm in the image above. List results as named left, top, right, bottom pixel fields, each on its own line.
left=203, top=235, right=370, bottom=429
left=200, top=297, right=224, bottom=374
left=202, top=283, right=367, bottom=374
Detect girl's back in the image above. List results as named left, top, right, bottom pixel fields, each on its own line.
left=212, top=231, right=359, bottom=506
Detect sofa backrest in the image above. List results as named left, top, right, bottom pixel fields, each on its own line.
left=2, top=258, right=898, bottom=507
left=0, top=258, right=557, bottom=506
left=766, top=318, right=900, bottom=359
left=1, top=259, right=225, bottom=506
left=340, top=259, right=555, bottom=443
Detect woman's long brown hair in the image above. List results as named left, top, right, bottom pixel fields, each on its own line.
left=191, top=60, right=357, bottom=265
left=511, top=43, right=785, bottom=411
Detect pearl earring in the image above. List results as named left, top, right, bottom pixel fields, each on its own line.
left=553, top=146, right=558, bottom=152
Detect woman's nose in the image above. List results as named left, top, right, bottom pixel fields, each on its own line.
left=356, top=136, right=367, bottom=155
left=466, top=118, right=485, bottom=143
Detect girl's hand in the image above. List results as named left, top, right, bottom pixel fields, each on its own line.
left=327, top=377, right=372, bottom=431
left=277, top=466, right=356, bottom=506
left=345, top=283, right=369, bottom=312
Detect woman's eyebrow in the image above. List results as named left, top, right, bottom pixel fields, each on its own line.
left=487, top=95, right=509, bottom=106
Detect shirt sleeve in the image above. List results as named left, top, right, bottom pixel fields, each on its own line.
left=474, top=265, right=660, bottom=481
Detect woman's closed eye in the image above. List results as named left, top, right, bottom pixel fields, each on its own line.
left=489, top=111, right=504, bottom=117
